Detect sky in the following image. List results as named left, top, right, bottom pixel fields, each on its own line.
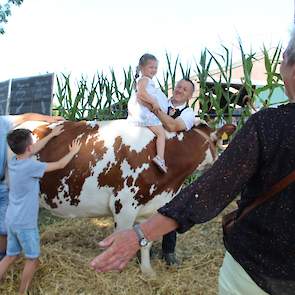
left=0, top=0, right=294, bottom=82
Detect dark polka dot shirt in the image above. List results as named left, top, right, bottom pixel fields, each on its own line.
left=159, top=103, right=295, bottom=295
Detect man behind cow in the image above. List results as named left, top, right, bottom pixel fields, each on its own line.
left=0, top=113, right=64, bottom=261
left=138, top=78, right=196, bottom=265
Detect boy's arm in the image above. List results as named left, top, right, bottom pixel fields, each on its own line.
left=45, top=139, right=81, bottom=172
left=31, top=125, right=64, bottom=155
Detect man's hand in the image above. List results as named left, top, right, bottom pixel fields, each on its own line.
left=50, top=125, right=64, bottom=137
left=90, top=229, right=139, bottom=272
left=151, top=102, right=161, bottom=113
left=46, top=116, right=65, bottom=123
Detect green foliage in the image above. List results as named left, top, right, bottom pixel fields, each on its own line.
left=54, top=42, right=285, bottom=128
left=55, top=68, right=133, bottom=121
left=0, top=0, right=23, bottom=34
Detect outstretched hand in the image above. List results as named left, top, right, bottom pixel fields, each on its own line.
left=90, top=229, right=139, bottom=272
left=46, top=116, right=65, bottom=123
left=50, top=125, right=64, bottom=137
left=69, top=138, right=82, bottom=155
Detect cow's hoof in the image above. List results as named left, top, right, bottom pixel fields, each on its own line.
left=141, top=267, right=156, bottom=277
left=161, top=252, right=180, bottom=266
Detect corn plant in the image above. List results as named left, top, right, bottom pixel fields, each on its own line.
left=254, top=43, right=285, bottom=107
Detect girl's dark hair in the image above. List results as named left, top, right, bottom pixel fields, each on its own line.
left=7, top=128, right=33, bottom=155
left=134, top=53, right=158, bottom=89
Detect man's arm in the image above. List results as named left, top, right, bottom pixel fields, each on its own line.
left=11, top=113, right=64, bottom=127
left=137, top=96, right=186, bottom=132
left=31, top=125, right=64, bottom=155
left=154, top=109, right=187, bottom=132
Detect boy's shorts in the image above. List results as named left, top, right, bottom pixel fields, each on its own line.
left=6, top=226, right=40, bottom=259
left=0, top=188, right=9, bottom=235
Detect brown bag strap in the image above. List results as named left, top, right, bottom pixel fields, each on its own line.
left=237, top=170, right=295, bottom=222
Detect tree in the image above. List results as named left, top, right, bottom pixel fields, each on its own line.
left=0, top=0, right=23, bottom=34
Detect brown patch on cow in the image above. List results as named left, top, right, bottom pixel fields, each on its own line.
left=36, top=121, right=107, bottom=208
left=97, top=125, right=214, bottom=206
left=126, top=176, right=133, bottom=187
left=130, top=127, right=214, bottom=206
left=114, top=199, right=123, bottom=214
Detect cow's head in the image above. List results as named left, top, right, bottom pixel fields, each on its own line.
left=192, top=123, right=236, bottom=172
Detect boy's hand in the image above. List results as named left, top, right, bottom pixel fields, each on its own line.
left=51, top=125, right=64, bottom=137
left=69, top=139, right=82, bottom=155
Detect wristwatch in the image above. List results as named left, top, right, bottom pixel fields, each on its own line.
left=133, top=224, right=149, bottom=247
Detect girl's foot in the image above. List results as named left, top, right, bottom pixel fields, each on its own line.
left=152, top=156, right=167, bottom=173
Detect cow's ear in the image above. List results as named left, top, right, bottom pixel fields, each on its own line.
left=215, top=124, right=236, bottom=141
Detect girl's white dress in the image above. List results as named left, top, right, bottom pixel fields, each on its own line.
left=127, top=76, right=168, bottom=126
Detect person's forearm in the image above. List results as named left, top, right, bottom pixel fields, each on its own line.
left=140, top=213, right=178, bottom=242
left=24, top=113, right=52, bottom=122
left=32, top=132, right=54, bottom=154
left=57, top=151, right=76, bottom=169
left=155, top=110, right=178, bottom=131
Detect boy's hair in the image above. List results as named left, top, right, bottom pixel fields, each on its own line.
left=134, top=53, right=158, bottom=89
left=7, top=128, right=33, bottom=155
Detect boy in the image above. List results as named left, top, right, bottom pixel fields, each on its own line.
left=0, top=113, right=64, bottom=260
left=0, top=125, right=81, bottom=295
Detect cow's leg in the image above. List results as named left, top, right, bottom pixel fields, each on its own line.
left=139, top=242, right=155, bottom=276
left=109, top=196, right=155, bottom=276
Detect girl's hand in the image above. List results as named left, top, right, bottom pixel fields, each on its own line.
left=69, top=139, right=82, bottom=155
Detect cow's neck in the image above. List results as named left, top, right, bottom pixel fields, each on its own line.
left=193, top=126, right=217, bottom=160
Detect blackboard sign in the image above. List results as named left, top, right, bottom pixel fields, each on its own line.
left=0, top=80, right=10, bottom=115
left=9, top=73, right=54, bottom=115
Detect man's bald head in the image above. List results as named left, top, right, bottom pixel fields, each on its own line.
left=172, top=79, right=194, bottom=105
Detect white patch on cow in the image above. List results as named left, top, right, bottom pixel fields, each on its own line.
left=86, top=121, right=99, bottom=128
left=177, top=132, right=184, bottom=141
left=120, top=159, right=149, bottom=180
left=195, top=148, right=214, bottom=172
left=47, top=122, right=64, bottom=129
left=136, top=190, right=175, bottom=223
left=58, top=171, right=73, bottom=194
left=16, top=121, right=47, bottom=132
left=149, top=184, right=157, bottom=195
left=165, top=131, right=177, bottom=140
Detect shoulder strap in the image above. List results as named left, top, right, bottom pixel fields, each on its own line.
left=237, top=170, right=295, bottom=222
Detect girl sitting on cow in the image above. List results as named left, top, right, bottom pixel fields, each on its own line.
left=127, top=53, right=169, bottom=173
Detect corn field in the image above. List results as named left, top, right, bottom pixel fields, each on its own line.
left=54, top=42, right=286, bottom=129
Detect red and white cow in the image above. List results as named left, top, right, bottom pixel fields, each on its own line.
left=17, top=119, right=235, bottom=274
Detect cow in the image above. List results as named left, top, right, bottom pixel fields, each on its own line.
left=14, top=119, right=235, bottom=275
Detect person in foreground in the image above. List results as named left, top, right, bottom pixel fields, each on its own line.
left=0, top=127, right=81, bottom=295
left=0, top=113, right=64, bottom=261
left=90, top=30, right=295, bottom=295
